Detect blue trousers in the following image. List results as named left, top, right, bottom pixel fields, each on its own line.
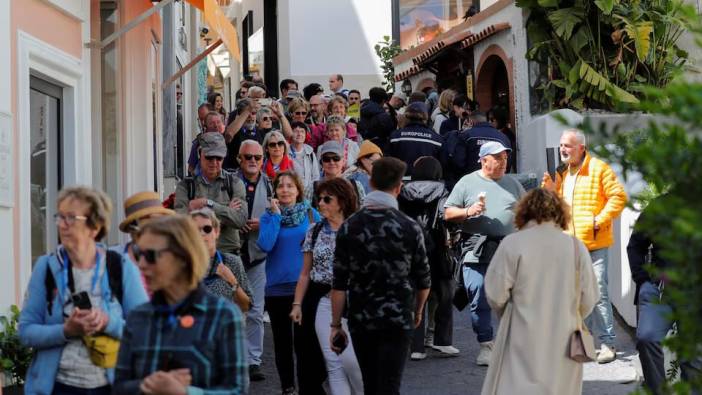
left=462, top=264, right=493, bottom=343
left=585, top=248, right=616, bottom=347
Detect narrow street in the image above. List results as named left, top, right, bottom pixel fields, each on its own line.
left=251, top=309, right=641, bottom=394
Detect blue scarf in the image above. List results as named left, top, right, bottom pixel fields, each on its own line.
left=275, top=201, right=312, bottom=227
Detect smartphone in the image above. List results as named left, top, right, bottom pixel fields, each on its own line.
left=332, top=332, right=348, bottom=353
left=259, top=98, right=272, bottom=107
left=71, top=291, right=92, bottom=309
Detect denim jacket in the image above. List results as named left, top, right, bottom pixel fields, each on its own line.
left=19, top=244, right=148, bottom=395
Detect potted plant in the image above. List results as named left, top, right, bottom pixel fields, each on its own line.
left=1, top=305, right=33, bottom=394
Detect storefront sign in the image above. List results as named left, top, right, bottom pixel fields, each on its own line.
left=466, top=70, right=474, bottom=101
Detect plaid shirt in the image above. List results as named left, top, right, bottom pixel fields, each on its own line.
left=113, top=286, right=248, bottom=394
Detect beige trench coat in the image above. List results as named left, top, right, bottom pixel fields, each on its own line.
left=481, top=221, right=600, bottom=395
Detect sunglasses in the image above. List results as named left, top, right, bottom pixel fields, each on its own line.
left=261, top=117, right=272, bottom=121
left=294, top=111, right=308, bottom=116
left=199, top=225, right=213, bottom=234
left=205, top=155, right=224, bottom=162
left=132, top=245, right=170, bottom=264
left=322, top=155, right=341, bottom=163
left=242, top=154, right=263, bottom=161
left=268, top=141, right=286, bottom=148
left=319, top=195, right=334, bottom=204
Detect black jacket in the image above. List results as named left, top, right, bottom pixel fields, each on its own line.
left=358, top=101, right=396, bottom=150
left=398, top=181, right=453, bottom=278
left=627, top=204, right=671, bottom=304
left=387, top=123, right=444, bottom=179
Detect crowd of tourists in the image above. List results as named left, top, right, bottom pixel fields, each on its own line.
left=17, top=74, right=695, bottom=395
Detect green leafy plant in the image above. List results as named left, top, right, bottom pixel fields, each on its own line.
left=0, top=305, right=33, bottom=386
left=374, top=36, right=402, bottom=93
left=519, top=0, right=689, bottom=111
left=576, top=6, right=702, bottom=393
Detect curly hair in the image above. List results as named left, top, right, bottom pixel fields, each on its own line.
left=315, top=178, right=359, bottom=219
left=514, top=188, right=571, bottom=230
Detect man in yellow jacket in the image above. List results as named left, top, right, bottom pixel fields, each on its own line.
left=543, top=128, right=627, bottom=364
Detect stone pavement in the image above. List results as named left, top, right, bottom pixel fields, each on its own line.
left=250, top=309, right=641, bottom=394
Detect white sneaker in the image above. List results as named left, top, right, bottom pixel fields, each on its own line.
left=263, top=311, right=271, bottom=323
left=596, top=344, right=616, bottom=364
left=432, top=345, right=460, bottom=356
left=410, top=352, right=427, bottom=361
left=476, top=341, right=494, bottom=366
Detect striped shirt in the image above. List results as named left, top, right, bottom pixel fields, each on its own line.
left=113, top=286, right=248, bottom=394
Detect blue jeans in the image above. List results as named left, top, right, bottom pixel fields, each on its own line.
left=585, top=248, right=616, bottom=347
left=246, top=261, right=267, bottom=366
left=462, top=264, right=493, bottom=343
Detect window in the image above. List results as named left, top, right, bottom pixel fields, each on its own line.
left=398, top=0, right=477, bottom=50
left=29, top=76, right=62, bottom=264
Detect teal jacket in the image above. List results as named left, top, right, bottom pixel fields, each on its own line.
left=19, top=244, right=148, bottom=395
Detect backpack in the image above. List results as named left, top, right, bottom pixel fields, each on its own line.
left=441, top=129, right=471, bottom=186
left=44, top=250, right=123, bottom=315
left=185, top=170, right=239, bottom=201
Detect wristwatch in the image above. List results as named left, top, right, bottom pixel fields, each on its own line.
left=206, top=199, right=214, bottom=208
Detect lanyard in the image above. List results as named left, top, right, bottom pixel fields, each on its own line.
left=61, top=248, right=101, bottom=295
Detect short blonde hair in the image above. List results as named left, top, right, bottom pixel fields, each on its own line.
left=514, top=188, right=571, bottom=230
left=57, top=186, right=113, bottom=241
left=438, top=89, right=456, bottom=113
left=137, top=215, right=209, bottom=290
left=288, top=98, right=309, bottom=115
left=190, top=208, right=220, bottom=230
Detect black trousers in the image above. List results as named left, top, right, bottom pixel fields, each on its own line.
left=351, top=327, right=412, bottom=395
left=412, top=277, right=455, bottom=352
left=265, top=295, right=326, bottom=394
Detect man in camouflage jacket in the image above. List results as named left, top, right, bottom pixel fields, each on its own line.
left=330, top=157, right=431, bottom=395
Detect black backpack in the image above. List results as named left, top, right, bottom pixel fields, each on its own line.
left=440, top=129, right=471, bottom=188
left=184, top=170, right=239, bottom=201
left=44, top=250, right=123, bottom=315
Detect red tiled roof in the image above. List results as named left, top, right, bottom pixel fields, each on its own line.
left=459, top=23, right=510, bottom=49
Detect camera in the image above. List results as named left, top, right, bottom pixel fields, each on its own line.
left=200, top=27, right=209, bottom=38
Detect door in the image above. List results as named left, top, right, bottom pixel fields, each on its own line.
left=29, top=76, right=63, bottom=264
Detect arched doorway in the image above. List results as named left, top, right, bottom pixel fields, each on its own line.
left=475, top=47, right=516, bottom=170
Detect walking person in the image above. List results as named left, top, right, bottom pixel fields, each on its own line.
left=289, top=121, right=320, bottom=201
left=190, top=208, right=252, bottom=312
left=257, top=171, right=324, bottom=395
left=290, top=178, right=364, bottom=395
left=398, top=157, right=458, bottom=360
left=331, top=157, right=431, bottom=395
left=444, top=141, right=526, bottom=366
left=343, top=140, right=383, bottom=195
left=113, top=215, right=248, bottom=394
left=19, top=187, right=148, bottom=395
left=233, top=140, right=272, bottom=381
left=262, top=130, right=295, bottom=179
left=314, top=141, right=365, bottom=208
left=543, top=128, right=627, bottom=363
left=481, top=188, right=599, bottom=395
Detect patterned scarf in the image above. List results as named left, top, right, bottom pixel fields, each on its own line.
left=264, top=155, right=294, bottom=179
left=277, top=201, right=312, bottom=227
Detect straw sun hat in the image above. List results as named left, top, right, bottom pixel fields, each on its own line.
left=119, top=191, right=174, bottom=233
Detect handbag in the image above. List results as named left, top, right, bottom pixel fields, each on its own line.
left=82, top=334, right=121, bottom=368
left=568, top=237, right=596, bottom=363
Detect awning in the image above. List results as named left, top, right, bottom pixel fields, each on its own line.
left=186, top=0, right=241, bottom=64
left=459, top=23, right=510, bottom=49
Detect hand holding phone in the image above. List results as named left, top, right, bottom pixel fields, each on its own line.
left=71, top=291, right=92, bottom=309
left=331, top=330, right=348, bottom=354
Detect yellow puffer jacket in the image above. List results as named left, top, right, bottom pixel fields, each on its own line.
left=555, top=153, right=627, bottom=251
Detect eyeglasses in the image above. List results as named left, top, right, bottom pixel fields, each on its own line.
left=267, top=141, right=286, bottom=148
left=293, top=111, right=307, bottom=116
left=199, top=225, right=213, bottom=235
left=261, top=117, right=272, bottom=121
left=54, top=213, right=88, bottom=226
left=205, top=155, right=224, bottom=162
left=132, top=245, right=169, bottom=265
left=321, top=155, right=341, bottom=163
left=319, top=195, right=334, bottom=204
left=241, top=154, right=263, bottom=161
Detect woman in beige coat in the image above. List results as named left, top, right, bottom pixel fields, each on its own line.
left=481, top=188, right=600, bottom=395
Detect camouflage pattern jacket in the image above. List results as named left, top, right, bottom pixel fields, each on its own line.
left=333, top=206, right=431, bottom=331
